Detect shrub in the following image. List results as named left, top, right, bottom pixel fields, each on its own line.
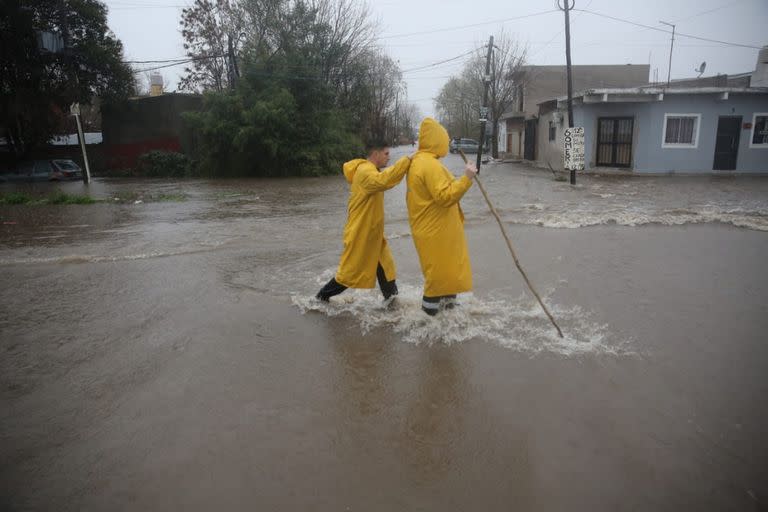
left=136, top=151, right=195, bottom=178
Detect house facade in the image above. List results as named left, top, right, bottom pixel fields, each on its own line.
left=542, top=87, right=767, bottom=173
left=497, top=64, right=650, bottom=160
left=537, top=46, right=768, bottom=174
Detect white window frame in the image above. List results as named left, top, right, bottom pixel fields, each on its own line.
left=749, top=112, right=768, bottom=149
left=662, top=113, right=701, bottom=148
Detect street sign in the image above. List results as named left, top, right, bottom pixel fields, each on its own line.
left=564, top=126, right=585, bottom=171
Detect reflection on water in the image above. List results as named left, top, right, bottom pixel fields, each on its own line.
left=400, top=345, right=465, bottom=482
left=328, top=318, right=394, bottom=418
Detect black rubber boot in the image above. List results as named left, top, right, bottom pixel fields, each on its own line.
left=421, top=295, right=457, bottom=316
left=316, top=278, right=347, bottom=302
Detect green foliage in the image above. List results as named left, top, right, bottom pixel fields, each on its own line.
left=0, top=192, right=33, bottom=204
left=47, top=191, right=99, bottom=204
left=0, top=191, right=96, bottom=205
left=178, top=0, right=409, bottom=151
left=137, top=151, right=195, bottom=178
left=0, top=0, right=135, bottom=155
left=0, top=190, right=187, bottom=205
left=185, top=61, right=362, bottom=177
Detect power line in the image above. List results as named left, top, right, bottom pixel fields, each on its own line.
left=378, top=9, right=558, bottom=40
left=574, top=8, right=762, bottom=49
left=132, top=60, right=195, bottom=73
left=125, top=57, right=198, bottom=64
left=528, top=0, right=593, bottom=59
left=401, top=48, right=481, bottom=74
left=104, top=0, right=187, bottom=6
left=127, top=53, right=226, bottom=72
left=594, top=0, right=748, bottom=42
left=668, top=0, right=747, bottom=24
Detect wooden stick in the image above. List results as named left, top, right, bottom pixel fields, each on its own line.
left=459, top=150, right=564, bottom=338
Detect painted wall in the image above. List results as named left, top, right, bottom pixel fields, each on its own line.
left=102, top=94, right=202, bottom=170
left=574, top=93, right=768, bottom=173
left=503, top=118, right=525, bottom=159
left=536, top=103, right=568, bottom=171
left=497, top=118, right=507, bottom=153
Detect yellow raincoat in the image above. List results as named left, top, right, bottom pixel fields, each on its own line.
left=407, top=118, right=473, bottom=297
left=335, top=156, right=411, bottom=288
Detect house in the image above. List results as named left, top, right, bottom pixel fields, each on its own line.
left=538, top=46, right=768, bottom=174
left=101, top=93, right=202, bottom=170
left=497, top=64, right=650, bottom=160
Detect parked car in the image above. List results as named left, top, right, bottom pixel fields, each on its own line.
left=50, top=159, right=83, bottom=180
left=449, top=138, right=480, bottom=154
left=0, top=159, right=82, bottom=182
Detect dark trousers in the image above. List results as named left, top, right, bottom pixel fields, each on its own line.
left=421, top=294, right=457, bottom=316
left=316, top=264, right=398, bottom=301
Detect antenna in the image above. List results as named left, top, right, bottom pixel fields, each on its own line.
left=695, top=61, right=707, bottom=78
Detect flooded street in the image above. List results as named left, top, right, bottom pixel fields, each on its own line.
left=2, top=147, right=767, bottom=510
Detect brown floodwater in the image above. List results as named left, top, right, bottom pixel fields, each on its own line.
left=1, top=148, right=767, bottom=511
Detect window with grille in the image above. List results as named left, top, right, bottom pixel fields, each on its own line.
left=548, top=121, right=556, bottom=141
left=662, top=114, right=700, bottom=147
left=751, top=113, right=768, bottom=147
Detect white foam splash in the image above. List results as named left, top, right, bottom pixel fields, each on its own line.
left=522, top=207, right=768, bottom=231
left=292, top=284, right=633, bottom=357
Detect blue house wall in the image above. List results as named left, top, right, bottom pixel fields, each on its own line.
left=573, top=93, right=768, bottom=173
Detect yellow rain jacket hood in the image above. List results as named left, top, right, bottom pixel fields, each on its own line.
left=407, top=118, right=473, bottom=296
left=335, top=155, right=410, bottom=288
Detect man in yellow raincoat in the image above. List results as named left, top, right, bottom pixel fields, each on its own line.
left=316, top=141, right=411, bottom=303
left=407, top=118, right=478, bottom=316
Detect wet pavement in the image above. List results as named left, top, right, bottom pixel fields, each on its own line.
left=1, top=148, right=767, bottom=510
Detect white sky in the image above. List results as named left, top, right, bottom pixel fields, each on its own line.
left=106, top=0, right=767, bottom=117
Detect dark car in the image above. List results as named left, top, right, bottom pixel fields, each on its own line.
left=449, top=138, right=480, bottom=154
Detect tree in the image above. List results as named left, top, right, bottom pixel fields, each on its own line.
left=179, top=0, right=246, bottom=92
left=181, top=0, right=414, bottom=176
left=473, top=31, right=527, bottom=158
left=435, top=32, right=527, bottom=157
left=399, top=103, right=421, bottom=141
left=179, top=0, right=391, bottom=138
left=354, top=49, right=402, bottom=142
left=434, top=73, right=481, bottom=140
left=0, top=0, right=135, bottom=156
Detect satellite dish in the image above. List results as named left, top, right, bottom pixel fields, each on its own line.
left=695, top=61, right=707, bottom=77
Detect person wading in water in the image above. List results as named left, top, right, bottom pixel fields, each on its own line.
left=406, top=118, right=477, bottom=315
left=316, top=141, right=411, bottom=304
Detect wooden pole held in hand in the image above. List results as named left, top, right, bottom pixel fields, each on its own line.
left=459, top=149, right=564, bottom=338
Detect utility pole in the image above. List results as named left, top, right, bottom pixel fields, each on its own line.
left=660, top=20, right=675, bottom=87
left=59, top=0, right=90, bottom=184
left=71, top=104, right=91, bottom=184
left=558, top=0, right=576, bottom=185
left=227, top=33, right=235, bottom=89
left=474, top=36, right=494, bottom=173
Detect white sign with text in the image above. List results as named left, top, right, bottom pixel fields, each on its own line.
left=564, top=127, right=585, bottom=171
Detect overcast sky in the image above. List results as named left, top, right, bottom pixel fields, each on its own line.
left=105, top=0, right=767, bottom=117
